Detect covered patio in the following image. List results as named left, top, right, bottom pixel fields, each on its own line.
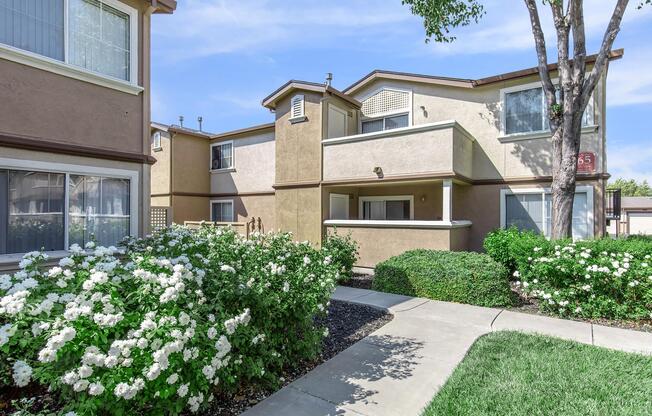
left=322, top=179, right=472, bottom=268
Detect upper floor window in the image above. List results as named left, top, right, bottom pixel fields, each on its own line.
left=0, top=0, right=137, bottom=82
left=503, top=84, right=594, bottom=136
left=151, top=131, right=162, bottom=149
left=290, top=94, right=305, bottom=119
left=211, top=141, right=233, bottom=171
left=361, top=113, right=409, bottom=134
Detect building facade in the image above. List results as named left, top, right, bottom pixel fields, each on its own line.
left=0, top=0, right=176, bottom=269
left=151, top=50, right=622, bottom=268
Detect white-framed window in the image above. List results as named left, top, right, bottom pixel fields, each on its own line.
left=359, top=195, right=414, bottom=220
left=500, top=186, right=594, bottom=240
left=210, top=141, right=234, bottom=171
left=361, top=113, right=410, bottom=134
left=210, top=200, right=234, bottom=222
left=290, top=94, right=305, bottom=119
left=0, top=158, right=138, bottom=255
left=0, top=0, right=138, bottom=83
left=329, top=193, right=350, bottom=220
left=151, top=131, right=162, bottom=150
left=501, top=81, right=594, bottom=136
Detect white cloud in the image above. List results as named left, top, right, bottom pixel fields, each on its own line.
left=152, top=0, right=414, bottom=60
left=608, top=144, right=652, bottom=182
left=607, top=46, right=652, bottom=106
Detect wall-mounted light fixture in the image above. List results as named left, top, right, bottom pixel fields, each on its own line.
left=373, top=166, right=383, bottom=178
left=420, top=195, right=426, bottom=203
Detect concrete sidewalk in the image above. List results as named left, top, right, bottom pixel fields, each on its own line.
left=243, top=286, right=652, bottom=416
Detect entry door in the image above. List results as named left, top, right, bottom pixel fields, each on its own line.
left=329, top=194, right=350, bottom=220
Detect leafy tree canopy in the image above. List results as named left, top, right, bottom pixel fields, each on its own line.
left=608, top=178, right=652, bottom=197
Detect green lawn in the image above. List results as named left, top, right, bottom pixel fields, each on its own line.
left=422, top=331, right=652, bottom=416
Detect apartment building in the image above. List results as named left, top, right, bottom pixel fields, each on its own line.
left=0, top=0, right=176, bottom=269
left=151, top=50, right=622, bottom=267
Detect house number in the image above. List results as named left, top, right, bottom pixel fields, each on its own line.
left=577, top=152, right=596, bottom=173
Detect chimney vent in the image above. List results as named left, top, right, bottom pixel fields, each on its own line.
left=198, top=116, right=203, bottom=131
left=179, top=115, right=184, bottom=127
left=325, top=72, right=333, bottom=87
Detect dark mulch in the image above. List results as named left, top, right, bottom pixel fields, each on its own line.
left=342, top=273, right=652, bottom=334
left=340, top=273, right=374, bottom=290
left=201, top=299, right=392, bottom=416
left=508, top=283, right=652, bottom=333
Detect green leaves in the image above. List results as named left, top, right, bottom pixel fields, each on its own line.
left=401, top=0, right=485, bottom=43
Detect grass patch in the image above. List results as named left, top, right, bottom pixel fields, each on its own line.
left=422, top=332, right=652, bottom=416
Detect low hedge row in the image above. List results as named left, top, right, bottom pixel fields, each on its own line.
left=372, top=250, right=514, bottom=307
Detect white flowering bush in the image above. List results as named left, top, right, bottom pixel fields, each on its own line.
left=0, top=225, right=340, bottom=415
left=514, top=239, right=652, bottom=319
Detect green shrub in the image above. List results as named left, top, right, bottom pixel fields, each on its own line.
left=483, top=227, right=549, bottom=276
left=516, top=238, right=652, bottom=320
left=322, top=230, right=358, bottom=281
left=0, top=226, right=339, bottom=415
left=373, top=250, right=514, bottom=307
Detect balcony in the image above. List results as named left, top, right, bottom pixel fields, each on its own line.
left=321, top=120, right=475, bottom=184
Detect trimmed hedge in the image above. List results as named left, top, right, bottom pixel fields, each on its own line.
left=373, top=250, right=514, bottom=307
left=483, top=227, right=548, bottom=276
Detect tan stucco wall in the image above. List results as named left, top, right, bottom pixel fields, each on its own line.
left=0, top=0, right=151, bottom=156
left=171, top=133, right=210, bottom=194
left=351, top=74, right=606, bottom=181
left=276, top=187, right=322, bottom=244
left=326, top=225, right=469, bottom=268
left=274, top=91, right=323, bottom=185
left=151, top=130, right=172, bottom=196
left=323, top=126, right=474, bottom=182
left=210, top=130, right=275, bottom=194
left=172, top=195, right=210, bottom=224
left=151, top=196, right=171, bottom=206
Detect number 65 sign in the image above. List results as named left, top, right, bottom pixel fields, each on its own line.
left=577, top=152, right=596, bottom=173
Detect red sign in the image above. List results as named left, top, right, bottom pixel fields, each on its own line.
left=577, top=152, right=596, bottom=173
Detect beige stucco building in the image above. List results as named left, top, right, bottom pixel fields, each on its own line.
left=151, top=50, right=622, bottom=268
left=0, top=0, right=176, bottom=270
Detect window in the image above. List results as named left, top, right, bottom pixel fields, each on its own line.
left=211, top=200, right=233, bottom=222
left=210, top=141, right=234, bottom=170
left=503, top=84, right=594, bottom=135
left=361, top=113, right=409, bottom=134
left=359, top=196, right=413, bottom=220
left=152, top=131, right=161, bottom=149
left=0, top=168, right=132, bottom=255
left=0, top=0, right=136, bottom=82
left=68, top=175, right=130, bottom=247
left=501, top=187, right=593, bottom=239
left=290, top=94, right=305, bottom=119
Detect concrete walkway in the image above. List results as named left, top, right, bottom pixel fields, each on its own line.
left=243, top=286, right=652, bottom=416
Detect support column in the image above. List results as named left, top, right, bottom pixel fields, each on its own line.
left=442, top=179, right=452, bottom=223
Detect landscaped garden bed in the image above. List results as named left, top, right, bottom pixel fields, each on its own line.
left=421, top=331, right=652, bottom=416
left=0, top=226, right=361, bottom=415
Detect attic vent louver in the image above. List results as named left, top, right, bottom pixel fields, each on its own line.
left=290, top=94, right=305, bottom=119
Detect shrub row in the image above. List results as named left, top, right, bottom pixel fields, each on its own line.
left=484, top=228, right=652, bottom=320
left=373, top=250, right=514, bottom=307
left=0, top=226, right=346, bottom=415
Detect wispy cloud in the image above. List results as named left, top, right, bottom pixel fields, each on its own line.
left=608, top=46, right=652, bottom=106
left=153, top=0, right=414, bottom=61
left=608, top=144, right=652, bottom=182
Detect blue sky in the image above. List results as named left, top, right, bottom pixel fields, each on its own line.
left=151, top=0, right=652, bottom=182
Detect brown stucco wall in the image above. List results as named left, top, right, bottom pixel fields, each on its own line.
left=326, top=225, right=470, bottom=268
left=171, top=133, right=210, bottom=194
left=276, top=187, right=322, bottom=244
left=172, top=195, right=210, bottom=224
left=151, top=131, right=172, bottom=196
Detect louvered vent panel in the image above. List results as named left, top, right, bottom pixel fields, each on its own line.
left=361, top=89, right=409, bottom=117
left=291, top=95, right=304, bottom=118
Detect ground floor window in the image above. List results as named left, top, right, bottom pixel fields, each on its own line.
left=0, top=167, right=132, bottom=255
left=359, top=196, right=413, bottom=220
left=211, top=200, right=234, bottom=222
left=501, top=187, right=593, bottom=239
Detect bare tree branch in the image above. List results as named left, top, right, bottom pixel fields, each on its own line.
left=582, top=0, right=629, bottom=109
left=523, top=0, right=557, bottom=109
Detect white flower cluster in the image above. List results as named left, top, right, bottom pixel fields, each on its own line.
left=12, top=360, right=33, bottom=387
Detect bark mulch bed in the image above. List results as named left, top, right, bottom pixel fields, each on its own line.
left=0, top=300, right=392, bottom=416
left=203, top=299, right=392, bottom=415
left=340, top=273, right=652, bottom=334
